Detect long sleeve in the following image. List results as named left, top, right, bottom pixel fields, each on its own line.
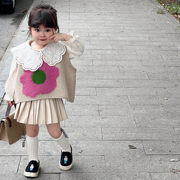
left=63, top=31, right=85, bottom=60
left=4, top=57, right=18, bottom=101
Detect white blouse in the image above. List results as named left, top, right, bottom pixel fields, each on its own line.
left=5, top=31, right=84, bottom=101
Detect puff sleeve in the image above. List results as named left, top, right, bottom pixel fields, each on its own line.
left=63, top=31, right=85, bottom=60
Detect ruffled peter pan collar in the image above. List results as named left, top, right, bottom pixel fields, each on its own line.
left=11, top=40, right=66, bottom=72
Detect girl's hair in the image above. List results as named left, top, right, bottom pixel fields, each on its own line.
left=28, top=4, right=59, bottom=32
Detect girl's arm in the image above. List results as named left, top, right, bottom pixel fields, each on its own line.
left=4, top=57, right=17, bottom=105
left=49, top=30, right=85, bottom=59
left=49, top=31, right=72, bottom=43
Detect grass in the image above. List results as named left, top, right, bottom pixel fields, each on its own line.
left=157, top=0, right=180, bottom=16
left=157, top=8, right=165, bottom=14
left=167, top=3, right=180, bottom=14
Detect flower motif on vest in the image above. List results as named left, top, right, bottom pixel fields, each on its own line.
left=20, top=61, right=59, bottom=98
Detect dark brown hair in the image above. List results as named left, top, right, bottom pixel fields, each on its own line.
left=28, top=4, right=59, bottom=32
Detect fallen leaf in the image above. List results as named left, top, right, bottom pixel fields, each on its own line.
left=129, top=145, right=137, bottom=149
left=78, top=150, right=83, bottom=153
left=22, top=10, right=27, bottom=13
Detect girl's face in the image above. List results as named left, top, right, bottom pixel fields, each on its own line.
left=29, top=24, right=55, bottom=49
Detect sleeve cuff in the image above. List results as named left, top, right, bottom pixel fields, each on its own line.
left=4, top=94, right=13, bottom=101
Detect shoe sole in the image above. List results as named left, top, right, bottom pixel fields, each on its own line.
left=59, top=161, right=73, bottom=171
left=24, top=166, right=40, bottom=178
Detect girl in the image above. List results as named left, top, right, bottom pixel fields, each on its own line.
left=4, top=4, right=84, bottom=178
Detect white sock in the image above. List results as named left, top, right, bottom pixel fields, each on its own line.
left=26, top=135, right=39, bottom=162
left=55, top=132, right=71, bottom=152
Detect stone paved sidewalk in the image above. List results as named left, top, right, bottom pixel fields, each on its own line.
left=1, top=0, right=180, bottom=179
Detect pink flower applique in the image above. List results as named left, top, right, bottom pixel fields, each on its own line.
left=20, top=61, right=59, bottom=98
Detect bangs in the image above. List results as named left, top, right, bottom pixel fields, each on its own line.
left=31, top=10, right=57, bottom=29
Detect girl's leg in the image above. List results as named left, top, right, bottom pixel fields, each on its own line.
left=46, top=123, right=71, bottom=152
left=46, top=123, right=72, bottom=170
left=26, top=124, right=39, bottom=162
left=24, top=124, right=40, bottom=178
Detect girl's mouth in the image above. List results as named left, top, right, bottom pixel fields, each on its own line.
left=40, top=39, right=46, bottom=41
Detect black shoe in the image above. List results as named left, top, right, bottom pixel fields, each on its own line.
left=24, top=160, right=40, bottom=178
left=59, top=145, right=73, bottom=170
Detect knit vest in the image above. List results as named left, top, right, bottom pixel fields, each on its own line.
left=13, top=50, right=76, bottom=104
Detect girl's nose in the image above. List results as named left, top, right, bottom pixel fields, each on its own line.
left=40, top=32, right=45, bottom=37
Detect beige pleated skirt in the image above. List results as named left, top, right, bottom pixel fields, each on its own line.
left=14, top=99, right=68, bottom=125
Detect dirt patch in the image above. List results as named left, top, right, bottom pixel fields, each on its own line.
left=157, top=0, right=180, bottom=21
left=160, top=0, right=180, bottom=4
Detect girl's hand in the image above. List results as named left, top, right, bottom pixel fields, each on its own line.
left=48, top=30, right=72, bottom=43
left=7, top=101, right=15, bottom=106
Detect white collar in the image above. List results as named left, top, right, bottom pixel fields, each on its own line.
left=11, top=40, right=66, bottom=71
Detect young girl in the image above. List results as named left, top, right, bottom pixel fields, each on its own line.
left=4, top=4, right=84, bottom=178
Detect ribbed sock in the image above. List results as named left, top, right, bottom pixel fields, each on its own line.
left=26, top=135, right=39, bottom=162
left=55, top=131, right=71, bottom=152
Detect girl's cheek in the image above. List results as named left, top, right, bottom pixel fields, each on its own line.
left=47, top=32, right=54, bottom=38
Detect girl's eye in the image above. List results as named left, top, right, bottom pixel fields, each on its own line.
left=35, top=29, right=40, bottom=32
left=46, top=29, right=51, bottom=32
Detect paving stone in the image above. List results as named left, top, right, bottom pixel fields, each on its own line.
left=0, top=140, right=26, bottom=155
left=173, top=128, right=180, bottom=139
left=141, top=60, right=167, bottom=66
left=102, top=127, right=178, bottom=141
left=38, top=125, right=103, bottom=141
left=64, top=115, right=136, bottom=128
left=94, top=60, right=142, bottom=66
left=73, top=96, right=129, bottom=105
left=163, top=105, right=180, bottom=113
left=0, top=82, right=5, bottom=97
left=170, top=67, right=180, bottom=75
left=76, top=79, right=124, bottom=88
left=75, top=87, right=96, bottom=96
left=71, top=140, right=145, bottom=157
left=154, top=87, right=180, bottom=97
left=64, top=127, right=103, bottom=141
left=99, top=105, right=164, bottom=116
left=119, top=66, right=172, bottom=74
left=0, top=173, right=60, bottom=180
left=128, top=95, right=162, bottom=105
left=0, top=156, right=21, bottom=173
left=75, top=65, right=120, bottom=73
left=97, top=88, right=156, bottom=96
left=143, top=141, right=180, bottom=155
left=105, top=154, right=180, bottom=174
left=134, top=112, right=180, bottom=128
left=60, top=172, right=151, bottom=180
left=150, top=173, right=180, bottom=180
left=60, top=173, right=121, bottom=180
left=124, top=80, right=179, bottom=88
left=114, top=54, right=163, bottom=61
left=147, top=72, right=177, bottom=79
left=76, top=72, right=149, bottom=80
left=65, top=104, right=99, bottom=116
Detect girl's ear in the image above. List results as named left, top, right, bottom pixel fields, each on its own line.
left=28, top=26, right=32, bottom=34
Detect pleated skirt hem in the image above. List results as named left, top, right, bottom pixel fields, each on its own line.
left=14, top=99, right=68, bottom=125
